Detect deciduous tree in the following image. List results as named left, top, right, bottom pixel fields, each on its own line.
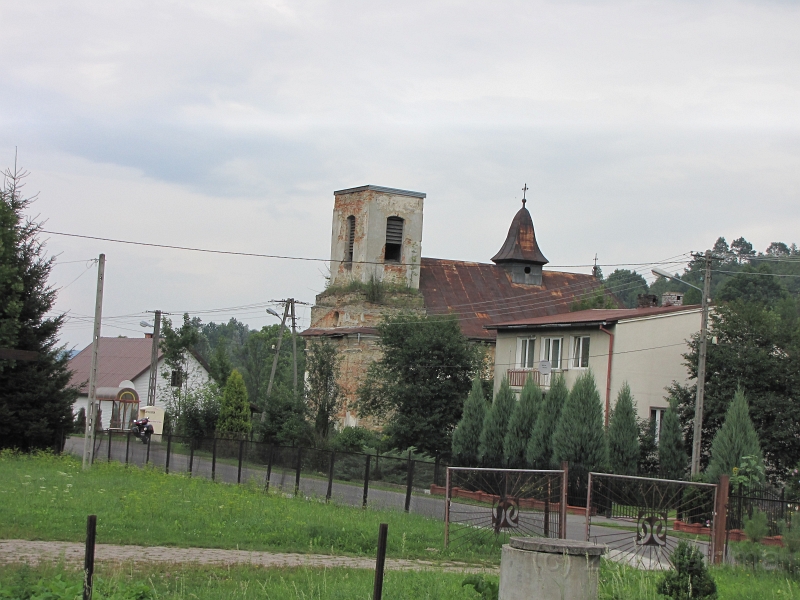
left=305, top=339, right=342, bottom=441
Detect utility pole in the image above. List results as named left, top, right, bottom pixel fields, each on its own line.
left=147, top=310, right=162, bottom=406
left=262, top=301, right=290, bottom=422
left=82, top=254, right=105, bottom=470
left=691, top=250, right=713, bottom=476
left=290, top=298, right=298, bottom=396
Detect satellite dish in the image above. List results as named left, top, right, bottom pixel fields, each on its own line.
left=118, top=380, right=136, bottom=390
left=538, top=360, right=552, bottom=376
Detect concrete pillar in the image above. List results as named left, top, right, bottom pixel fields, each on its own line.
left=499, top=537, right=606, bottom=600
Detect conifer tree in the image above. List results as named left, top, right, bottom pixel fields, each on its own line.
left=504, top=377, right=542, bottom=468
left=479, top=377, right=515, bottom=467
left=707, top=388, right=763, bottom=482
left=607, top=383, right=639, bottom=475
left=552, top=370, right=608, bottom=472
left=451, top=376, right=487, bottom=466
left=526, top=374, right=568, bottom=468
left=659, top=402, right=688, bottom=480
left=217, top=370, right=252, bottom=436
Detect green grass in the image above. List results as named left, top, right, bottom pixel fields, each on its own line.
left=598, top=560, right=800, bottom=599
left=0, top=452, right=499, bottom=564
left=0, top=563, right=489, bottom=600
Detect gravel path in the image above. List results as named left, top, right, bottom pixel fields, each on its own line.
left=0, top=540, right=497, bottom=574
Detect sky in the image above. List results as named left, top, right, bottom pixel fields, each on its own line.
left=1, top=0, right=798, bottom=350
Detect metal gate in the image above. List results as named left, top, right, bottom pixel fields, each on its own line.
left=586, top=473, right=720, bottom=569
left=444, top=467, right=567, bottom=552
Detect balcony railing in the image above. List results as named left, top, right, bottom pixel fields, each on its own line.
left=507, top=369, right=553, bottom=388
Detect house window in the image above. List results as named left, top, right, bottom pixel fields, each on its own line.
left=171, top=370, right=183, bottom=387
left=571, top=336, right=590, bottom=368
left=517, top=337, right=536, bottom=369
left=345, top=215, right=356, bottom=266
left=384, top=216, right=404, bottom=262
left=651, top=408, right=666, bottom=444
left=541, top=337, right=562, bottom=370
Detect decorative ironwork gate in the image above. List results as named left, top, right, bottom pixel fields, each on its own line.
left=585, top=473, right=719, bottom=570
left=444, top=467, right=567, bottom=552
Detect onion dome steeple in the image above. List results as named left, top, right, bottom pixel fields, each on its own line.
left=491, top=184, right=548, bottom=285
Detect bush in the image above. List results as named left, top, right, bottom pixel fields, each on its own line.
left=72, top=408, right=86, bottom=434
left=330, top=426, right=378, bottom=453
left=656, top=541, right=717, bottom=599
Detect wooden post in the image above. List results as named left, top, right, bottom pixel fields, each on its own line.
left=713, top=474, right=730, bottom=565
left=372, top=523, right=389, bottom=600
left=211, top=438, right=217, bottom=481
left=584, top=472, right=593, bottom=542
left=560, top=461, right=569, bottom=539
left=82, top=254, right=105, bottom=470
left=404, top=453, right=414, bottom=513
left=237, top=439, right=245, bottom=484
left=165, top=433, right=172, bottom=474
left=106, top=431, right=112, bottom=462
left=83, top=515, right=97, bottom=600
left=326, top=451, right=336, bottom=502
left=363, top=454, right=371, bottom=508
left=145, top=434, right=151, bottom=465
left=295, top=447, right=302, bottom=495
left=146, top=310, right=161, bottom=407
left=265, top=445, right=274, bottom=492
left=188, top=441, right=194, bottom=476
left=125, top=431, right=131, bottom=465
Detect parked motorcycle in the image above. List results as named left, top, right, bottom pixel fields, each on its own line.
left=130, top=417, right=154, bottom=444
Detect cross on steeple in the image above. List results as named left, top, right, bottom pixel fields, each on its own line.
left=522, top=183, right=528, bottom=207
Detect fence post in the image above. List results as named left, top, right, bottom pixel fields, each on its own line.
left=237, top=439, right=245, bottom=484
left=560, top=461, right=569, bottom=539
left=363, top=454, right=371, bottom=508
left=265, top=445, right=274, bottom=492
left=188, top=441, right=194, bottom=476
left=372, top=523, right=389, bottom=600
left=125, top=431, right=131, bottom=465
left=434, top=454, right=440, bottom=488
left=165, top=433, right=172, bottom=474
left=107, top=431, right=112, bottom=462
left=444, top=467, right=451, bottom=548
left=584, top=472, right=592, bottom=542
left=211, top=438, right=217, bottom=481
left=544, top=479, right=551, bottom=538
left=83, top=514, right=97, bottom=600
left=326, top=451, right=335, bottom=502
left=404, top=453, right=414, bottom=513
left=295, top=447, right=303, bottom=495
left=145, top=434, right=151, bottom=465
left=713, top=474, right=730, bottom=565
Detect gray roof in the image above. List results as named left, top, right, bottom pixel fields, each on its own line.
left=333, top=185, right=426, bottom=199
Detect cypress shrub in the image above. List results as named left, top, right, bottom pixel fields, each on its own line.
left=479, top=377, right=515, bottom=467
left=552, top=370, right=608, bottom=472
left=504, top=377, right=542, bottom=468
left=526, top=374, right=568, bottom=468
left=707, top=388, right=763, bottom=482
left=607, top=382, right=639, bottom=476
left=217, top=370, right=252, bottom=437
left=657, top=541, right=717, bottom=599
left=452, top=377, right=488, bottom=467
left=659, top=403, right=688, bottom=480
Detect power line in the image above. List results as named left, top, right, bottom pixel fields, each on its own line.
left=712, top=270, right=800, bottom=278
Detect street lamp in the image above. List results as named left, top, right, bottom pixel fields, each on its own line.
left=266, top=308, right=281, bottom=319
left=652, top=250, right=712, bottom=476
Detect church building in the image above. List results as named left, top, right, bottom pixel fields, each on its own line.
left=301, top=184, right=606, bottom=427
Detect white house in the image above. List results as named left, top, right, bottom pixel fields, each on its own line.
left=487, top=305, right=702, bottom=432
left=69, top=336, right=211, bottom=431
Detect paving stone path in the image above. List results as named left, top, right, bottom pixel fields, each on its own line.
left=0, top=540, right=497, bottom=574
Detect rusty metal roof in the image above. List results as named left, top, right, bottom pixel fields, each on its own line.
left=419, top=258, right=608, bottom=340
left=491, top=203, right=549, bottom=265
left=487, top=304, right=701, bottom=330
left=68, top=337, right=162, bottom=392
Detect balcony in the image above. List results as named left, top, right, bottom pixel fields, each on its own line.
left=507, top=369, right=552, bottom=388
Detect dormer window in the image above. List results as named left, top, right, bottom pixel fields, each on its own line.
left=384, top=216, right=403, bottom=262
left=345, top=216, right=356, bottom=266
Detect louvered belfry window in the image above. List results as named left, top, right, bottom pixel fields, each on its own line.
left=384, top=216, right=403, bottom=262
left=345, top=216, right=356, bottom=265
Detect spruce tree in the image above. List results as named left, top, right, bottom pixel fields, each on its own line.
left=479, top=377, right=515, bottom=467
left=526, top=374, right=568, bottom=468
left=504, top=377, right=542, bottom=468
left=707, top=388, right=763, bottom=482
left=659, top=402, right=688, bottom=480
left=217, top=370, right=252, bottom=436
left=452, top=376, right=488, bottom=466
left=0, top=164, right=76, bottom=451
left=607, top=383, right=639, bottom=475
left=552, top=370, right=608, bottom=472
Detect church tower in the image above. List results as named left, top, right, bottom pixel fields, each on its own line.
left=491, top=192, right=549, bottom=285
left=328, top=185, right=425, bottom=289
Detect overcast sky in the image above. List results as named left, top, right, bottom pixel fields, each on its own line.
left=1, top=0, right=798, bottom=349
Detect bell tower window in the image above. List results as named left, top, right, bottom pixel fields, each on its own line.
left=384, top=216, right=404, bottom=262
left=345, top=216, right=356, bottom=266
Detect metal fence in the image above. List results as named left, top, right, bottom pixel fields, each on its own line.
left=444, top=467, right=567, bottom=552
left=727, top=482, right=799, bottom=538
left=65, top=432, right=447, bottom=518
left=586, top=473, right=720, bottom=570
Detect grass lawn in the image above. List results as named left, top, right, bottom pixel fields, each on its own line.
left=0, top=562, right=490, bottom=599
left=0, top=451, right=499, bottom=564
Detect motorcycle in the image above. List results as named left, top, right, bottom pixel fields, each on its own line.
left=130, top=417, right=154, bottom=444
